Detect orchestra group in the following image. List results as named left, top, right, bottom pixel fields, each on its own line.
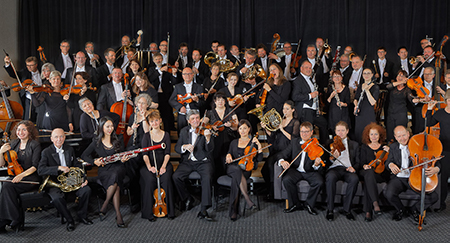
left=0, top=33, right=449, bottom=233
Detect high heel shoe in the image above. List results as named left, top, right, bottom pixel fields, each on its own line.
left=99, top=211, right=107, bottom=221
left=116, top=217, right=126, bottom=228
left=5, top=222, right=24, bottom=233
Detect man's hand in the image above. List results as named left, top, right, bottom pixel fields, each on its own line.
left=58, top=166, right=70, bottom=173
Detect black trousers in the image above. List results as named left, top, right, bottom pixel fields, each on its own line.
left=261, top=153, right=278, bottom=197
left=384, top=176, right=438, bottom=212
left=359, top=168, right=388, bottom=212
left=158, top=93, right=175, bottom=132
left=172, top=159, right=213, bottom=210
left=283, top=169, right=323, bottom=208
left=301, top=108, right=329, bottom=144
left=0, top=181, right=37, bottom=225
left=47, top=186, right=91, bottom=223
left=325, top=166, right=359, bottom=212
left=177, top=113, right=188, bottom=134
left=439, top=151, right=450, bottom=208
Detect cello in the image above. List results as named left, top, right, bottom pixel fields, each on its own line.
left=110, top=74, right=133, bottom=145
left=0, top=82, right=23, bottom=134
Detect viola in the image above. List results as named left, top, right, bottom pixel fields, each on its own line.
left=238, top=133, right=258, bottom=171
left=329, top=136, right=345, bottom=160
left=227, top=92, right=255, bottom=106
left=194, top=124, right=218, bottom=137
left=2, top=132, right=23, bottom=176
left=303, top=137, right=325, bottom=167
left=259, top=73, right=274, bottom=106
left=368, top=148, right=388, bottom=174
left=407, top=77, right=430, bottom=98
left=11, top=79, right=34, bottom=92
left=177, top=93, right=205, bottom=105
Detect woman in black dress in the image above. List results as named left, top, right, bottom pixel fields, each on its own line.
left=327, top=70, right=351, bottom=133
left=353, top=68, right=379, bottom=143
left=225, top=119, right=263, bottom=221
left=126, top=93, right=151, bottom=150
left=203, top=92, right=238, bottom=179
left=29, top=71, right=73, bottom=132
left=131, top=71, right=158, bottom=109
left=219, top=72, right=246, bottom=121
left=0, top=121, right=41, bottom=232
left=65, top=72, right=97, bottom=133
left=359, top=123, right=389, bottom=221
left=81, top=117, right=129, bottom=228
left=140, top=109, right=174, bottom=220
left=261, top=100, right=300, bottom=199
left=203, top=62, right=225, bottom=110
left=79, top=97, right=120, bottom=142
left=260, top=63, right=291, bottom=114
left=127, top=59, right=142, bottom=80
left=36, top=63, right=55, bottom=128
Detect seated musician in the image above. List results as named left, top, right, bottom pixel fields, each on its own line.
left=384, top=125, right=440, bottom=222
left=277, top=121, right=323, bottom=215
left=172, top=110, right=214, bottom=221
left=325, top=121, right=360, bottom=221
left=0, top=121, right=41, bottom=232
left=225, top=119, right=262, bottom=221
left=169, top=67, right=205, bottom=133
left=81, top=117, right=129, bottom=228
left=38, top=128, right=92, bottom=232
left=97, top=67, right=131, bottom=111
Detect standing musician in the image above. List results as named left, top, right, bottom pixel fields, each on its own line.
left=97, top=67, right=131, bottom=111
left=372, top=47, right=395, bottom=89
left=131, top=71, right=159, bottom=109
left=116, top=35, right=141, bottom=72
left=394, top=47, right=413, bottom=76
left=277, top=121, right=323, bottom=215
left=325, top=121, right=360, bottom=221
left=172, top=110, right=214, bottom=221
left=219, top=73, right=247, bottom=122
left=65, top=51, right=97, bottom=86
left=412, top=67, right=435, bottom=134
left=359, top=123, right=390, bottom=222
left=353, top=68, right=379, bottom=143
left=436, top=70, right=450, bottom=97
left=175, top=42, right=191, bottom=71
left=291, top=60, right=329, bottom=144
left=280, top=42, right=296, bottom=80
left=348, top=55, right=364, bottom=101
left=95, top=48, right=117, bottom=88
left=79, top=98, right=120, bottom=143
left=81, top=117, right=129, bottom=228
left=3, top=56, right=40, bottom=121
left=230, top=45, right=244, bottom=64
left=259, top=63, right=291, bottom=115
left=126, top=59, right=143, bottom=80
left=297, top=45, right=324, bottom=86
left=140, top=109, right=175, bottom=221
left=225, top=119, right=262, bottom=221
left=203, top=62, right=226, bottom=111
left=237, top=48, right=261, bottom=87
left=52, top=40, right=73, bottom=80
left=187, top=49, right=209, bottom=85
left=38, top=128, right=92, bottom=231
left=28, top=71, right=73, bottom=132
left=84, top=41, right=104, bottom=69
left=255, top=44, right=285, bottom=75
left=261, top=100, right=300, bottom=200
left=327, top=70, right=351, bottom=134
left=211, top=40, right=220, bottom=54
left=169, top=67, right=205, bottom=133
left=315, top=38, right=332, bottom=85
left=426, top=91, right=450, bottom=212
left=158, top=40, right=174, bottom=66
left=0, top=121, right=41, bottom=232
left=384, top=125, right=440, bottom=221
left=147, top=52, right=177, bottom=132
left=339, top=54, right=353, bottom=86
left=37, top=63, right=55, bottom=127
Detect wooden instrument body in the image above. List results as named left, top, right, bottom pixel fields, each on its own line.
left=369, top=150, right=388, bottom=174
left=407, top=77, right=429, bottom=98
left=153, top=177, right=168, bottom=217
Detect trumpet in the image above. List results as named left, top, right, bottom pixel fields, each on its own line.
left=349, top=52, right=356, bottom=62
left=323, top=39, right=331, bottom=55
left=409, top=56, right=417, bottom=65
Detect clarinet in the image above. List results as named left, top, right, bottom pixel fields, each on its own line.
left=331, top=83, right=342, bottom=110
left=313, top=76, right=320, bottom=116
left=132, top=108, right=139, bottom=147
left=354, top=79, right=374, bottom=116
left=91, top=111, right=99, bottom=135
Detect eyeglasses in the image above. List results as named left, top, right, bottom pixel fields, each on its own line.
left=300, top=130, right=312, bottom=133
left=182, top=73, right=193, bottom=75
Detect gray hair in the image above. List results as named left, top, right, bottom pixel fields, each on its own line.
left=134, top=93, right=152, bottom=107
left=41, top=63, right=56, bottom=79
left=78, top=97, right=93, bottom=110
left=49, top=70, right=61, bottom=80
left=186, top=109, right=200, bottom=120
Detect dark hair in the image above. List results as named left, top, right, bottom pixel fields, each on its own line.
left=104, top=48, right=115, bottom=57
left=335, top=121, right=349, bottom=131
left=95, top=116, right=121, bottom=152
left=397, top=46, right=408, bottom=53
left=75, top=71, right=90, bottom=82
left=256, top=43, right=267, bottom=52
left=212, top=91, right=228, bottom=109
left=25, top=56, right=38, bottom=64
left=397, top=70, right=408, bottom=77
left=284, top=100, right=297, bottom=119
left=11, top=120, right=39, bottom=141
left=268, top=63, right=287, bottom=86
left=361, top=122, right=386, bottom=145
left=300, top=122, right=313, bottom=131
left=238, top=119, right=252, bottom=135
left=217, top=44, right=226, bottom=50
left=179, top=42, right=188, bottom=49
left=377, top=46, right=387, bottom=52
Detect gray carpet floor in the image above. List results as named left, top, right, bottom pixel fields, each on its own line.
left=1, top=192, right=450, bottom=243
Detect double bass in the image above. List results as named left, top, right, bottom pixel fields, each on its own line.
left=110, top=74, right=133, bottom=145
left=0, top=82, right=23, bottom=134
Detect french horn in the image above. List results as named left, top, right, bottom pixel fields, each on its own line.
left=38, top=167, right=86, bottom=193
left=248, top=106, right=282, bottom=132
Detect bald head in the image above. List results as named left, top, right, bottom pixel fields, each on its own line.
left=51, top=128, right=66, bottom=148
left=394, top=125, right=409, bottom=145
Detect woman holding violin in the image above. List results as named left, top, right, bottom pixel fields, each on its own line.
left=203, top=62, right=225, bottom=110
left=0, top=121, right=41, bottom=232
left=327, top=70, right=351, bottom=133
left=353, top=68, right=379, bottom=143
left=81, top=117, right=129, bottom=228
left=28, top=70, right=73, bottom=132
left=131, top=72, right=158, bottom=109
left=203, top=92, right=238, bottom=179
left=261, top=100, right=300, bottom=200
left=359, top=123, right=389, bottom=221
left=225, top=119, right=262, bottom=221
left=65, top=72, right=97, bottom=133
left=219, top=72, right=246, bottom=121
left=140, top=109, right=175, bottom=221
left=259, top=63, right=291, bottom=114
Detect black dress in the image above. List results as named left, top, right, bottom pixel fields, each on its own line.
left=385, top=84, right=413, bottom=141
left=219, top=86, right=246, bottom=121
left=262, top=81, right=291, bottom=115
left=81, top=139, right=126, bottom=189
left=31, top=91, right=72, bottom=131
left=126, top=113, right=146, bottom=150
left=358, top=144, right=390, bottom=213
left=327, top=85, right=351, bottom=131
left=131, top=87, right=159, bottom=106
left=79, top=110, right=120, bottom=141
left=354, top=83, right=380, bottom=143
left=66, top=89, right=97, bottom=133
left=226, top=139, right=263, bottom=217
left=139, top=132, right=175, bottom=219
left=203, top=76, right=225, bottom=110
left=0, top=139, right=41, bottom=225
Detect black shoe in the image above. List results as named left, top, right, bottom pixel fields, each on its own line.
left=185, top=198, right=194, bottom=211
left=5, top=222, right=23, bottom=233
left=198, top=211, right=213, bottom=221
left=365, top=212, right=373, bottom=222
left=66, top=222, right=75, bottom=232
left=326, top=210, right=334, bottom=221
left=80, top=218, right=93, bottom=225
left=248, top=205, right=258, bottom=211
left=343, top=211, right=355, bottom=221
left=148, top=217, right=156, bottom=222
left=168, top=216, right=175, bottom=220
left=434, top=205, right=446, bottom=213
left=283, top=205, right=298, bottom=213
left=98, top=211, right=106, bottom=221
left=411, top=210, right=424, bottom=224
left=392, top=210, right=403, bottom=221
left=374, top=210, right=382, bottom=216
left=305, top=204, right=318, bottom=215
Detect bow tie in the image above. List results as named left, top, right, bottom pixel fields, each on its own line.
left=399, top=144, right=408, bottom=150
left=56, top=147, right=64, bottom=154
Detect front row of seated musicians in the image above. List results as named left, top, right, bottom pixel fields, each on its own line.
left=0, top=92, right=448, bottom=232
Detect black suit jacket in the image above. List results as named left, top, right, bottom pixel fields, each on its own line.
left=175, top=125, right=214, bottom=162
left=393, top=58, right=413, bottom=76
left=84, top=51, right=104, bottom=68
left=291, top=74, right=315, bottom=117
left=38, top=144, right=80, bottom=181
left=65, top=65, right=97, bottom=86
left=340, top=65, right=353, bottom=86
left=256, top=56, right=285, bottom=74
left=96, top=81, right=125, bottom=111
left=277, top=137, right=323, bottom=173
left=187, top=60, right=209, bottom=85
left=371, top=58, right=395, bottom=84
left=53, top=53, right=74, bottom=74
left=95, top=64, right=114, bottom=88
left=147, top=67, right=177, bottom=96
left=169, top=82, right=205, bottom=112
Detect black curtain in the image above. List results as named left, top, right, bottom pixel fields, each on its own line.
left=19, top=0, right=450, bottom=66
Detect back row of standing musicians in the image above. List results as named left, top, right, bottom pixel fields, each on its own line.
left=0, top=36, right=448, bottom=231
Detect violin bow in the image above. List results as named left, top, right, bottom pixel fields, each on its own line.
left=317, top=143, right=348, bottom=168
left=3, top=49, right=23, bottom=88
left=66, top=54, right=77, bottom=99
left=231, top=144, right=272, bottom=163
left=407, top=51, right=436, bottom=79
left=278, top=139, right=315, bottom=178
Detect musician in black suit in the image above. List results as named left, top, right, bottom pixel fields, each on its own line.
left=255, top=43, right=285, bottom=75
left=95, top=48, right=117, bottom=89
left=65, top=51, right=97, bottom=86
left=436, top=70, right=450, bottom=98
left=217, top=44, right=237, bottom=67
left=280, top=42, right=297, bottom=80
left=169, top=67, right=205, bottom=133
left=52, top=40, right=73, bottom=81
left=38, top=128, right=92, bottom=231
left=384, top=125, right=440, bottom=221
left=415, top=46, right=438, bottom=78
left=97, top=68, right=130, bottom=111
left=175, top=42, right=192, bottom=70
left=230, top=45, right=244, bottom=65
left=412, top=67, right=435, bottom=134
left=84, top=41, right=104, bottom=69
left=277, top=122, right=324, bottom=215
left=371, top=47, right=395, bottom=89
left=116, top=35, right=141, bottom=71
left=159, top=40, right=175, bottom=66
left=315, top=38, right=332, bottom=86
left=237, top=48, right=262, bottom=88
left=187, top=49, right=209, bottom=85
left=394, top=47, right=413, bottom=76
left=339, top=54, right=353, bottom=86
left=325, top=121, right=360, bottom=221
left=172, top=110, right=214, bottom=221
left=291, top=60, right=329, bottom=144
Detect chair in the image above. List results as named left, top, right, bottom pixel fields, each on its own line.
left=19, top=190, right=52, bottom=227
left=215, top=175, right=259, bottom=216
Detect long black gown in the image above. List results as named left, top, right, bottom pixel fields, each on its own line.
left=139, top=132, right=175, bottom=219
left=327, top=85, right=351, bottom=131
left=354, top=83, right=380, bottom=143
left=0, top=139, right=41, bottom=226
left=262, top=81, right=291, bottom=115
left=226, top=138, right=263, bottom=217
left=31, top=91, right=72, bottom=131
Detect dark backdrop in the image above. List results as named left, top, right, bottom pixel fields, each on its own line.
left=18, top=0, right=450, bottom=65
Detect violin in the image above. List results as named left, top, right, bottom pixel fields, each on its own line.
left=290, top=39, right=302, bottom=69
left=238, top=133, right=259, bottom=171
left=227, top=92, right=255, bottom=106
left=368, top=148, right=388, bottom=174
left=329, top=136, right=345, bottom=160
left=407, top=77, right=430, bottom=98
left=177, top=93, right=205, bottom=105
left=11, top=79, right=34, bottom=92
left=2, top=132, right=23, bottom=176
left=259, top=73, right=274, bottom=106
left=60, top=84, right=97, bottom=96
left=303, top=137, right=326, bottom=167
left=148, top=131, right=167, bottom=218
left=195, top=124, right=218, bottom=137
